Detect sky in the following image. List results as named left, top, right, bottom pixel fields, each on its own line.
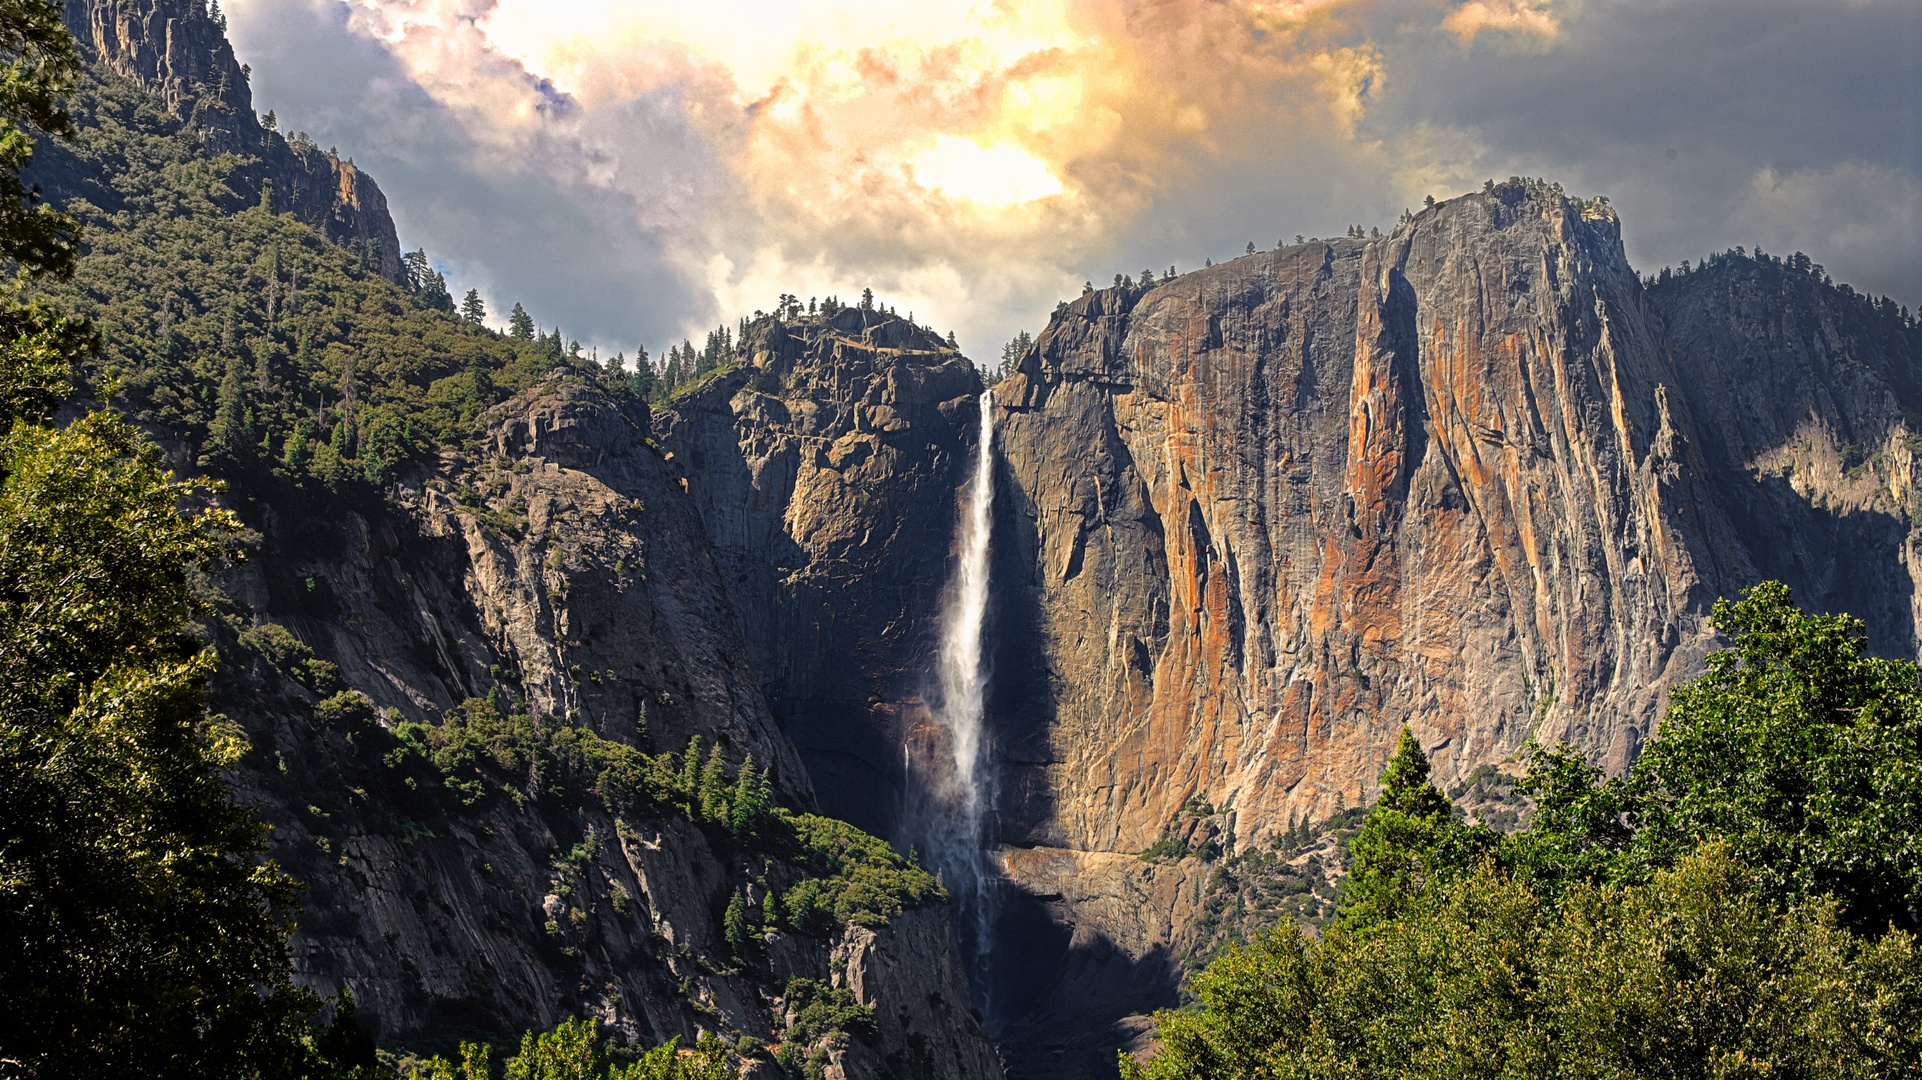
left=224, top=0, right=1922, bottom=366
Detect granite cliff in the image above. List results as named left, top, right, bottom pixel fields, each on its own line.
left=49, top=0, right=405, bottom=282
left=658, top=182, right=1922, bottom=1076
left=653, top=309, right=982, bottom=835
left=207, top=374, right=1000, bottom=1080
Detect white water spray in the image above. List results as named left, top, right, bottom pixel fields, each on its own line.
left=924, top=389, right=999, bottom=971
left=940, top=390, right=995, bottom=821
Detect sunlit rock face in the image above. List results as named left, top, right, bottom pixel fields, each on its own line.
left=992, top=184, right=1713, bottom=857
left=973, top=181, right=1922, bottom=1071
left=60, top=0, right=407, bottom=282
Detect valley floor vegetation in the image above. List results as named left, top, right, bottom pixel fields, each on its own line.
left=1125, top=581, right=1922, bottom=1079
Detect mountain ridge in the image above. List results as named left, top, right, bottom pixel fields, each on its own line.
left=48, top=0, right=404, bottom=282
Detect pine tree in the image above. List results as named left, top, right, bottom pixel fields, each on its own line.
left=729, top=755, right=763, bottom=838
left=460, top=289, right=485, bottom=324
left=680, top=735, right=703, bottom=801
left=699, top=744, right=729, bottom=823
left=627, top=345, right=657, bottom=400
left=723, top=890, right=751, bottom=959
left=208, top=355, right=249, bottom=460
left=508, top=302, right=534, bottom=340
left=1339, top=727, right=1481, bottom=931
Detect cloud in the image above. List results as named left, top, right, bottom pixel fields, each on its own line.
left=1439, top=0, right=1561, bottom=43
left=1370, top=0, right=1922, bottom=306
left=1730, top=163, right=1922, bottom=293
left=225, top=0, right=1922, bottom=360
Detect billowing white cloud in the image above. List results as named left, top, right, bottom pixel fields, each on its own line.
left=226, top=0, right=1922, bottom=362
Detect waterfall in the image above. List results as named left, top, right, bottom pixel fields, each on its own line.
left=922, top=388, right=999, bottom=977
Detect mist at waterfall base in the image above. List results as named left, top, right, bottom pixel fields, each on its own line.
left=906, top=389, right=1002, bottom=1010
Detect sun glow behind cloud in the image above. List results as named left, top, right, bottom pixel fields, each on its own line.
left=909, top=137, right=1068, bottom=208
left=321, top=0, right=1567, bottom=348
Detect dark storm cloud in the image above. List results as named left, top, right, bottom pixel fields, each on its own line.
left=1370, top=0, right=1922, bottom=303
left=228, top=0, right=717, bottom=353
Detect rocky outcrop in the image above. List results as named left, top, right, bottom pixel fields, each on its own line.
left=654, top=309, right=984, bottom=834
left=60, top=0, right=406, bottom=281
left=1648, top=253, right=1922, bottom=649
left=208, top=374, right=996, bottom=1078
left=831, top=907, right=1004, bottom=1080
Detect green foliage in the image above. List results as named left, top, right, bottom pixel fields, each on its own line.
left=403, top=1040, right=492, bottom=1080
left=1498, top=739, right=1640, bottom=897
left=985, top=329, right=1032, bottom=385
left=780, top=977, right=878, bottom=1050
left=771, top=812, right=944, bottom=933
left=698, top=741, right=728, bottom=821
left=0, top=401, right=327, bottom=1076
left=1630, top=580, right=1922, bottom=931
left=1126, top=844, right=1922, bottom=1079
left=0, top=296, right=93, bottom=426
left=387, top=692, right=676, bottom=816
left=0, top=11, right=385, bottom=1071
left=652, top=324, right=736, bottom=400
left=380, top=695, right=938, bottom=934
left=27, top=70, right=640, bottom=501
left=1487, top=582, right=1922, bottom=930
left=409, top=1018, right=731, bottom=1080
left=0, top=0, right=80, bottom=279
left=728, top=753, right=771, bottom=839
left=723, top=888, right=752, bottom=959
left=1339, top=727, right=1496, bottom=931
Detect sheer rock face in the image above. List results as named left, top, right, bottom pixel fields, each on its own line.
left=654, top=310, right=984, bottom=834
left=971, top=185, right=1922, bottom=1062
left=212, top=377, right=998, bottom=1080
left=62, top=0, right=406, bottom=281
left=991, top=187, right=1723, bottom=859
left=831, top=907, right=1007, bottom=1080
left=989, top=188, right=1922, bottom=865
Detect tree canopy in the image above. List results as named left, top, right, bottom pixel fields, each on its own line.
left=1126, top=582, right=1922, bottom=1079
left=0, top=8, right=372, bottom=1075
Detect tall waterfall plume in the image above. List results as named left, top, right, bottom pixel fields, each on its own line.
left=920, top=388, right=999, bottom=975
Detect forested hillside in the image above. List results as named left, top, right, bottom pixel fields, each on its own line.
left=30, top=66, right=583, bottom=495
left=3, top=3, right=1003, bottom=1078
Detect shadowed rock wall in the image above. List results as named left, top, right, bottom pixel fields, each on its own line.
left=654, top=309, right=984, bottom=836
left=211, top=375, right=998, bottom=1080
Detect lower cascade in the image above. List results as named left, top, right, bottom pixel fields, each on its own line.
left=916, top=388, right=1001, bottom=995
